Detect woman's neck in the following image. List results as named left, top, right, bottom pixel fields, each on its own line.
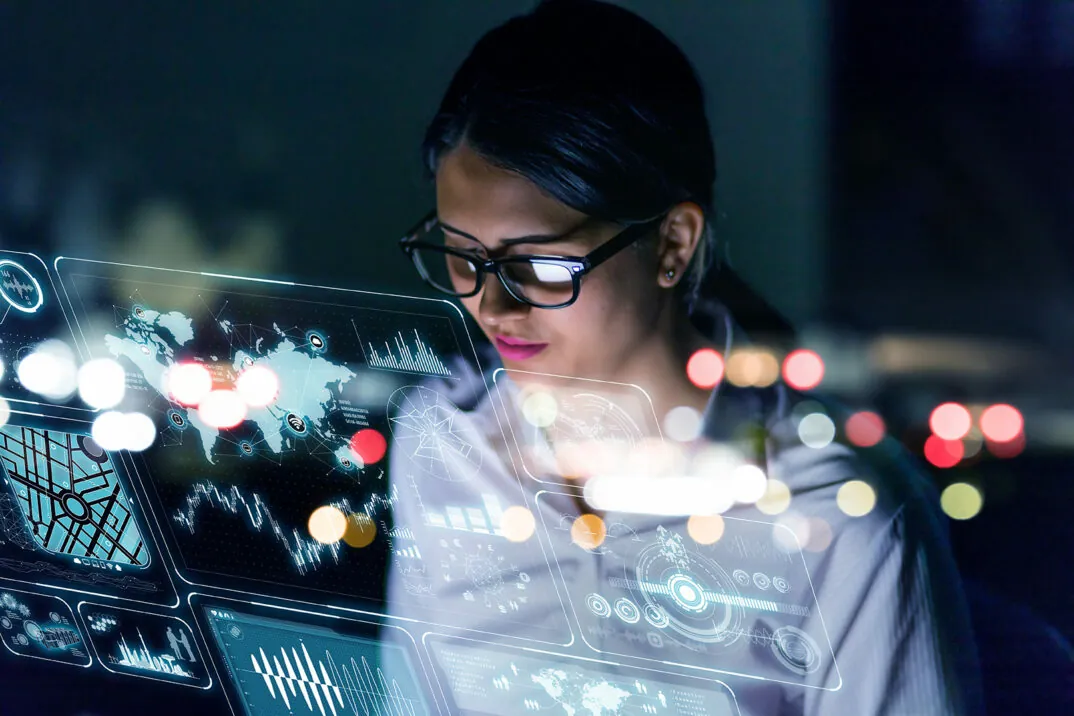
left=611, top=302, right=718, bottom=424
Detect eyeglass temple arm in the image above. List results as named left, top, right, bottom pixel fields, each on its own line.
left=400, top=210, right=439, bottom=244
left=582, top=219, right=661, bottom=271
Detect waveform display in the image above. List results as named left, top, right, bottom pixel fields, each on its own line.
left=365, top=329, right=451, bottom=377
left=1, top=275, right=35, bottom=302
left=116, top=629, right=197, bottom=678
left=206, top=609, right=431, bottom=716
left=249, top=642, right=420, bottom=716
left=423, top=493, right=505, bottom=536
left=173, top=482, right=344, bottom=576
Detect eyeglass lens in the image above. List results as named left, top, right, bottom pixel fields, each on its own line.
left=411, top=235, right=578, bottom=307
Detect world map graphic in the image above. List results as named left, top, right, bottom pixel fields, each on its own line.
left=103, top=305, right=359, bottom=468
left=531, top=668, right=633, bottom=716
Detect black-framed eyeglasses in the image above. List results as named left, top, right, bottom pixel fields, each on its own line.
left=399, top=209, right=665, bottom=309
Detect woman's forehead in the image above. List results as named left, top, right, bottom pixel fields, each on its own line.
left=435, top=143, right=594, bottom=245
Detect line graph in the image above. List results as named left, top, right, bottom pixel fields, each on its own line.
left=173, top=482, right=344, bottom=575
left=206, top=609, right=430, bottom=716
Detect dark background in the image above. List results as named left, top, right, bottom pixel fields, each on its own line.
left=1, top=1, right=1072, bottom=713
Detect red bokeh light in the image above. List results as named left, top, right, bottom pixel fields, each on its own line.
left=350, top=429, right=387, bottom=466
left=980, top=404, right=1023, bottom=443
left=924, top=435, right=964, bottom=468
left=987, top=432, right=1026, bottom=459
left=845, top=411, right=886, bottom=448
left=929, top=403, right=972, bottom=441
left=686, top=349, right=724, bottom=389
left=167, top=363, right=213, bottom=406
left=782, top=349, right=825, bottom=391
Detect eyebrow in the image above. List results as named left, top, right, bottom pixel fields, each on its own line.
left=438, top=220, right=578, bottom=247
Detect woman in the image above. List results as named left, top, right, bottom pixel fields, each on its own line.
left=386, top=2, right=983, bottom=714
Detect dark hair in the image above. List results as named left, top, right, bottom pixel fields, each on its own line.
left=421, top=0, right=718, bottom=305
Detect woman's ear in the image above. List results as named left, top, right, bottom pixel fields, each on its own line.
left=656, top=201, right=706, bottom=288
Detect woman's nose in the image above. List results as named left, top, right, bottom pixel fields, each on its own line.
left=478, top=273, right=530, bottom=326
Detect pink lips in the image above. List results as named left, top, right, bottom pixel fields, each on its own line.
left=494, top=335, right=548, bottom=361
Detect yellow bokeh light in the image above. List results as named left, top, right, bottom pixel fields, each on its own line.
left=941, top=482, right=983, bottom=520
left=343, top=513, right=377, bottom=548
left=571, top=513, right=607, bottom=550
left=726, top=348, right=780, bottom=388
left=755, top=478, right=792, bottom=515
left=308, top=505, right=347, bottom=545
left=522, top=390, right=558, bottom=428
left=687, top=515, right=725, bottom=545
left=836, top=480, right=877, bottom=518
left=501, top=506, right=537, bottom=543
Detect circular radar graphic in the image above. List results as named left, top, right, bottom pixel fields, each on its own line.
left=388, top=386, right=482, bottom=482
left=631, top=526, right=745, bottom=645
left=0, top=260, right=44, bottom=314
left=542, top=391, right=645, bottom=450
left=770, top=626, right=823, bottom=675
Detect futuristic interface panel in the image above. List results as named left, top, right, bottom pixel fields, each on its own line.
left=54, top=258, right=569, bottom=643
left=0, top=426, right=149, bottom=567
left=536, top=490, right=840, bottom=690
left=78, top=602, right=212, bottom=688
left=0, top=254, right=853, bottom=714
left=492, top=369, right=664, bottom=487
left=0, top=587, right=91, bottom=667
left=425, top=634, right=741, bottom=716
left=0, top=251, right=93, bottom=419
left=197, top=597, right=432, bottom=716
left=0, top=417, right=177, bottom=605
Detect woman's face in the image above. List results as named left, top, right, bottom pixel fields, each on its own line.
left=434, top=142, right=667, bottom=382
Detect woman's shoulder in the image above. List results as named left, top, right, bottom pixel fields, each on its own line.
left=712, top=381, right=940, bottom=530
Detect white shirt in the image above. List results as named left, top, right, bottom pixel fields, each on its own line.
left=384, top=318, right=984, bottom=716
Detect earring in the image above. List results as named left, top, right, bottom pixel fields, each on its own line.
left=664, top=268, right=676, bottom=281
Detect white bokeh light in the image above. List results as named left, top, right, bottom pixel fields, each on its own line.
left=17, top=340, right=78, bottom=400
left=0, top=356, right=5, bottom=382
left=774, top=512, right=812, bottom=553
left=92, top=411, right=129, bottom=451
left=198, top=389, right=247, bottom=429
left=77, top=358, right=127, bottom=409
left=798, top=412, right=836, bottom=449
left=731, top=464, right=768, bottom=504
left=235, top=365, right=279, bottom=408
left=166, top=362, right=213, bottom=406
left=125, top=412, right=157, bottom=452
left=584, top=474, right=733, bottom=516
left=663, top=405, right=702, bottom=442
